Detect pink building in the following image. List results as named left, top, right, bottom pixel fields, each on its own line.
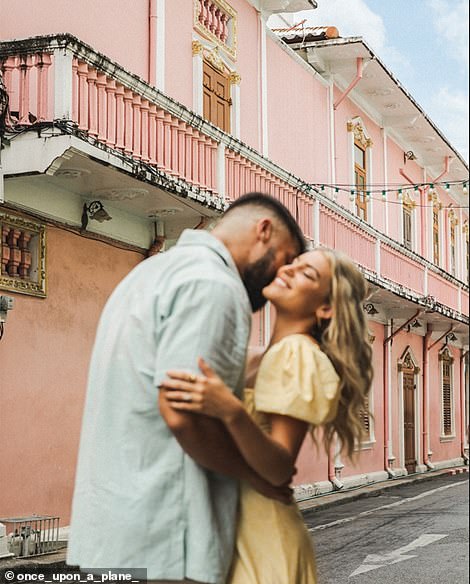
left=0, top=0, right=468, bottom=528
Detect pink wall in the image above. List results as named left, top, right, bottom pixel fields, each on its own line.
left=0, top=0, right=150, bottom=81
left=266, top=36, right=329, bottom=182
left=165, top=0, right=193, bottom=109
left=0, top=225, right=143, bottom=523
left=231, top=0, right=261, bottom=150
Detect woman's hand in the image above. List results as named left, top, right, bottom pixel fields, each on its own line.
left=160, top=357, right=243, bottom=424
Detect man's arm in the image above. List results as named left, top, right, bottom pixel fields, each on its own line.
left=155, top=278, right=293, bottom=499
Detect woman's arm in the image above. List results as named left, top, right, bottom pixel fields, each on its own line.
left=160, top=358, right=308, bottom=486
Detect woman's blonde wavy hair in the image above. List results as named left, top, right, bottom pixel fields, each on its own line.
left=311, top=248, right=373, bottom=460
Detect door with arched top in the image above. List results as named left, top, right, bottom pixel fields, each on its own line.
left=403, top=366, right=416, bottom=473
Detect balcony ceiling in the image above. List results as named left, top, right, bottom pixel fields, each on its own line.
left=278, top=36, right=468, bottom=203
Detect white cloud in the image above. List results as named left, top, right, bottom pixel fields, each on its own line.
left=295, top=0, right=411, bottom=75
left=427, top=0, right=469, bottom=68
left=428, top=87, right=469, bottom=161
left=297, top=0, right=386, bottom=51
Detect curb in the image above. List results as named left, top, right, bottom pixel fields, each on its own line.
left=299, top=466, right=469, bottom=515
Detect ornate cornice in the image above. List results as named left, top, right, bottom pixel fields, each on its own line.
left=347, top=120, right=373, bottom=148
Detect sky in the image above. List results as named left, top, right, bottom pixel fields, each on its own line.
left=294, top=0, right=469, bottom=163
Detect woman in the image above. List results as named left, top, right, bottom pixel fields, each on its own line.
left=161, top=248, right=373, bottom=584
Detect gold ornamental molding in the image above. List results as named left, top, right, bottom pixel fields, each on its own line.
left=439, top=346, right=454, bottom=363
left=192, top=40, right=204, bottom=56
left=428, top=189, right=443, bottom=210
left=193, top=0, right=238, bottom=61
left=229, top=71, right=241, bottom=85
left=402, top=190, right=417, bottom=210
left=347, top=119, right=373, bottom=149
left=0, top=212, right=47, bottom=298
left=397, top=349, right=420, bottom=373
left=448, top=209, right=459, bottom=226
left=462, top=220, right=469, bottom=235
left=205, top=46, right=227, bottom=74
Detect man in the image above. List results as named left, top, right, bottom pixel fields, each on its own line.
left=67, top=193, right=305, bottom=584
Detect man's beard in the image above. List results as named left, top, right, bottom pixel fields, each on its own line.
left=242, top=248, right=277, bottom=312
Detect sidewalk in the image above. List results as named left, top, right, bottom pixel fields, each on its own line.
left=1, top=466, right=468, bottom=579
left=298, top=465, right=469, bottom=514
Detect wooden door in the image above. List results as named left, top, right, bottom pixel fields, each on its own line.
left=203, top=60, right=231, bottom=132
left=403, top=369, right=416, bottom=473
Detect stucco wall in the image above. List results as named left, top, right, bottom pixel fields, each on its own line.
left=0, top=0, right=150, bottom=81
left=0, top=224, right=143, bottom=522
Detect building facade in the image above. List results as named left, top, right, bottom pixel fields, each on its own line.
left=0, top=0, right=468, bottom=525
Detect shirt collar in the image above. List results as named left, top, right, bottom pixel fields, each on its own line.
left=176, top=229, right=240, bottom=275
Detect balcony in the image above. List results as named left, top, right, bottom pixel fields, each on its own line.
left=0, top=34, right=468, bottom=326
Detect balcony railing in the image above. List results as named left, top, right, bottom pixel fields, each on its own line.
left=0, top=34, right=468, bottom=319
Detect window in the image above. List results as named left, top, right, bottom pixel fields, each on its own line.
left=360, top=395, right=371, bottom=437
left=450, top=221, right=456, bottom=276
left=203, top=59, right=231, bottom=132
left=0, top=212, right=46, bottom=297
left=403, top=205, right=412, bottom=250
left=440, top=348, right=454, bottom=437
left=433, top=206, right=440, bottom=265
left=354, top=142, right=367, bottom=221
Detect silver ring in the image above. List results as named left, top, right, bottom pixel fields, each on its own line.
left=184, top=393, right=192, bottom=402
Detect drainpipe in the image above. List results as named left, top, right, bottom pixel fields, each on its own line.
left=334, top=58, right=363, bottom=110
left=422, top=329, right=433, bottom=469
left=149, top=0, right=157, bottom=86
left=431, top=155, right=451, bottom=185
left=460, top=349, right=469, bottom=464
left=328, top=447, right=344, bottom=491
left=383, top=310, right=422, bottom=477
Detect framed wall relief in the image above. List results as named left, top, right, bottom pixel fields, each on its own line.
left=0, top=212, right=46, bottom=297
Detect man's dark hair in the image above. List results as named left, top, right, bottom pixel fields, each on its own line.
left=225, top=192, right=306, bottom=253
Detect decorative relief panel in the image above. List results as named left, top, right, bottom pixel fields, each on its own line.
left=0, top=212, right=46, bottom=297
left=347, top=119, right=373, bottom=148
left=194, top=0, right=238, bottom=60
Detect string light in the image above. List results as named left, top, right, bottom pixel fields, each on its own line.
left=464, top=182, right=468, bottom=195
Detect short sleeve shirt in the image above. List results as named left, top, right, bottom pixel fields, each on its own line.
left=67, top=230, right=252, bottom=583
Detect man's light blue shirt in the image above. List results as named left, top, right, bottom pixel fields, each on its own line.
left=67, top=230, right=252, bottom=583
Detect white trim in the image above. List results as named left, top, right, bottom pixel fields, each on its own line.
left=155, top=0, right=166, bottom=92
left=259, top=13, right=269, bottom=156
left=231, top=81, right=241, bottom=140
left=439, top=347, right=456, bottom=438
left=192, top=48, right=204, bottom=115
left=382, top=128, right=389, bottom=236
left=53, top=49, right=73, bottom=119
left=367, top=146, right=373, bottom=226
left=328, top=81, right=336, bottom=186
left=348, top=129, right=355, bottom=214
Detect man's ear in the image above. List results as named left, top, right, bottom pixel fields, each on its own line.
left=255, top=218, right=273, bottom=244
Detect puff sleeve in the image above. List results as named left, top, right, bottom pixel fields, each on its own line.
left=254, top=335, right=340, bottom=426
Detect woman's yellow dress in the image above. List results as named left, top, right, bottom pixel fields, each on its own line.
left=228, top=334, right=340, bottom=584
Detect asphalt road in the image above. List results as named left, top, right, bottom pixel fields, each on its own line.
left=304, top=474, right=469, bottom=584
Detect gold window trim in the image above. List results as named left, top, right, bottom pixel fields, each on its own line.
left=193, top=0, right=238, bottom=60
left=347, top=119, right=373, bottom=149
left=0, top=212, right=47, bottom=298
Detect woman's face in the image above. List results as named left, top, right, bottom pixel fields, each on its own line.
left=263, top=250, right=333, bottom=321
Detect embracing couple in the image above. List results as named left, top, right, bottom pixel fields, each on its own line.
left=67, top=193, right=373, bottom=584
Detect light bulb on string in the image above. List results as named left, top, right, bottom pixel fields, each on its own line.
left=463, top=182, right=468, bottom=195
left=397, top=188, right=403, bottom=201
left=349, top=190, right=356, bottom=202
left=445, top=183, right=450, bottom=193
left=382, top=190, right=387, bottom=201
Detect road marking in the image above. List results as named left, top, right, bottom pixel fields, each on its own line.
left=308, top=479, right=468, bottom=532
left=350, top=533, right=448, bottom=577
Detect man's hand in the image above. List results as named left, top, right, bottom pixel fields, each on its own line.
left=247, top=472, right=295, bottom=505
